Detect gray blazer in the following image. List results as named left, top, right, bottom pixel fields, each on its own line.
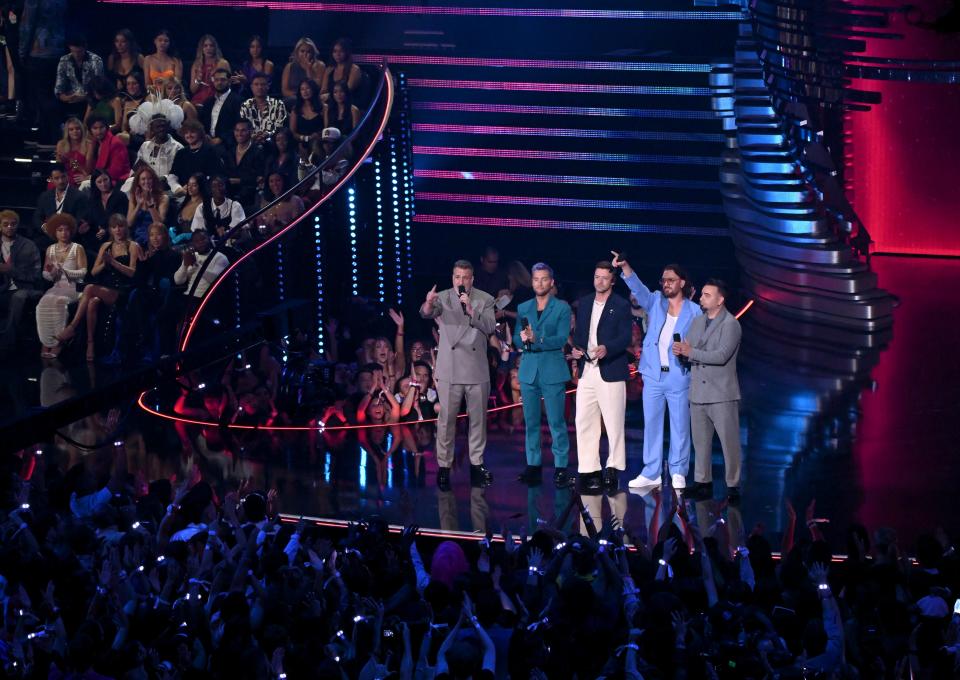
left=421, top=287, right=497, bottom=384
left=686, top=306, right=741, bottom=404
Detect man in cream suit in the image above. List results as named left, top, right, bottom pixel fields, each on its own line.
left=420, top=259, right=497, bottom=490
left=673, top=279, right=743, bottom=503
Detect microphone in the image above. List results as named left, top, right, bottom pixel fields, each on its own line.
left=520, top=316, right=531, bottom=351
left=673, top=332, right=686, bottom=367
left=457, top=285, right=468, bottom=314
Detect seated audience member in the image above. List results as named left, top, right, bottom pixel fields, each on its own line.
left=142, top=29, right=182, bottom=94
left=126, top=165, right=169, bottom=246
left=174, top=228, right=229, bottom=307
left=320, top=38, right=363, bottom=100
left=399, top=360, right=438, bottom=421
left=116, top=222, right=180, bottom=363
left=0, top=210, right=42, bottom=350
left=88, top=116, right=131, bottom=186
left=356, top=371, right=401, bottom=424
left=55, top=34, right=104, bottom=121
left=324, top=80, right=361, bottom=137
left=161, top=76, right=198, bottom=124
left=82, top=75, right=116, bottom=129
left=280, top=37, right=325, bottom=105
left=256, top=172, right=304, bottom=235
left=124, top=109, right=183, bottom=192
left=170, top=119, right=224, bottom=193
left=290, top=78, right=324, bottom=156
left=55, top=116, right=94, bottom=188
left=189, top=34, right=229, bottom=107
left=81, top=169, right=128, bottom=259
left=264, top=127, right=299, bottom=190
left=240, top=72, right=287, bottom=143
left=191, top=175, right=245, bottom=239
left=58, top=213, right=140, bottom=362
left=299, top=127, right=352, bottom=191
left=173, top=173, right=205, bottom=240
left=115, top=71, right=147, bottom=140
left=233, top=35, right=274, bottom=95
left=36, top=213, right=87, bottom=358
left=223, top=118, right=265, bottom=213
left=33, top=164, right=87, bottom=243
left=105, top=28, right=143, bottom=92
left=199, top=67, right=242, bottom=146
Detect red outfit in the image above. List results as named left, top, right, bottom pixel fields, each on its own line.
left=95, top=130, right=131, bottom=185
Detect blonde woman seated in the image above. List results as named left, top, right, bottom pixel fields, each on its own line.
left=37, top=214, right=87, bottom=359
left=189, top=34, right=230, bottom=107
left=280, top=37, right=325, bottom=105
left=55, top=117, right=94, bottom=188
left=57, top=214, right=141, bottom=362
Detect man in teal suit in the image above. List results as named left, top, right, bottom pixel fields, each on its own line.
left=513, top=263, right=573, bottom=487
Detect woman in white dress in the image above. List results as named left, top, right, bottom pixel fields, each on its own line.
left=37, top=214, right=88, bottom=359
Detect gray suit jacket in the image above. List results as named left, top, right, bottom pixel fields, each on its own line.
left=421, top=287, right=497, bottom=384
left=686, top=306, right=741, bottom=404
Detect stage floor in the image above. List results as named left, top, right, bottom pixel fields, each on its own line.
left=17, top=255, right=960, bottom=554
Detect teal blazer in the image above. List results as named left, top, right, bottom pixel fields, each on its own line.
left=513, top=296, right=572, bottom=385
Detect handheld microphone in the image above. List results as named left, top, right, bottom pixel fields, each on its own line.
left=457, top=285, right=468, bottom=314
left=520, top=316, right=531, bottom=351
left=673, top=332, right=686, bottom=366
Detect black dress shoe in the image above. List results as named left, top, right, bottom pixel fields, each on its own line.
left=689, top=482, right=713, bottom=501
left=602, top=468, right=619, bottom=491
left=436, top=467, right=451, bottom=490
left=517, top=465, right=542, bottom=485
left=727, top=486, right=741, bottom=504
left=579, top=471, right=602, bottom=494
left=471, top=464, right=493, bottom=487
left=554, top=468, right=574, bottom=488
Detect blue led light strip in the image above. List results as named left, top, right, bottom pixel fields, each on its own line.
left=348, top=186, right=359, bottom=295
left=314, top=215, right=324, bottom=353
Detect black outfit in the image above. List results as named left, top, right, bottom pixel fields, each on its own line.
left=120, top=248, right=181, bottom=361
left=223, top=142, right=265, bottom=213
left=198, top=91, right=243, bottom=142
left=295, top=111, right=323, bottom=138
left=327, top=106, right=355, bottom=137
left=97, top=246, right=132, bottom=291
left=171, top=143, right=225, bottom=185
left=32, top=186, right=87, bottom=242
left=264, top=150, right=299, bottom=191
left=571, top=291, right=633, bottom=382
left=473, top=268, right=509, bottom=297
left=81, top=189, right=127, bottom=263
left=0, top=234, right=42, bottom=348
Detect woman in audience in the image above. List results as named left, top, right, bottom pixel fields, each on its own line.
left=58, top=214, right=141, bottom=361
left=126, top=165, right=169, bottom=246
left=115, top=70, right=147, bottom=141
left=82, top=76, right=117, bottom=129
left=55, top=117, right=94, bottom=188
left=234, top=34, right=275, bottom=95
left=105, top=28, right=143, bottom=92
left=161, top=75, right=198, bottom=123
left=263, top=127, right=298, bottom=189
left=189, top=34, right=230, bottom=107
left=83, top=169, right=128, bottom=256
left=142, top=29, right=182, bottom=95
left=399, top=361, right=438, bottom=421
left=122, top=222, right=181, bottom=362
left=357, top=371, right=401, bottom=424
left=321, top=37, right=363, bottom=100
left=290, top=78, right=324, bottom=156
left=37, top=214, right=87, bottom=359
left=174, top=172, right=206, bottom=240
left=280, top=37, right=325, bottom=104
left=256, top=172, right=304, bottom=235
left=325, top=80, right=361, bottom=137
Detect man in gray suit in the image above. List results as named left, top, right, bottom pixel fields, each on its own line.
left=673, top=279, right=742, bottom=502
left=420, top=259, right=497, bottom=490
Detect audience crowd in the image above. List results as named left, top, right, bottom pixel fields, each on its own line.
left=1, top=28, right=372, bottom=363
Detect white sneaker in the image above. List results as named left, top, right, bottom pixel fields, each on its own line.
left=672, top=473, right=687, bottom=492
left=628, top=474, right=661, bottom=489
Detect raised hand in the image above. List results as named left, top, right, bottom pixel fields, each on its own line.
left=388, top=308, right=404, bottom=329
left=611, top=250, right=625, bottom=268
left=424, top=284, right=439, bottom=308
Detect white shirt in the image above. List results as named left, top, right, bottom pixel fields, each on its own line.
left=190, top=198, right=246, bottom=233
left=582, top=298, right=605, bottom=377
left=136, top=137, right=183, bottom=181
left=658, top=313, right=679, bottom=368
left=174, top=249, right=230, bottom=298
left=1, top=237, right=14, bottom=291
left=210, top=90, right=230, bottom=138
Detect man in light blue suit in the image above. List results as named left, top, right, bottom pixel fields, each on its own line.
left=513, top=263, right=573, bottom=488
left=611, top=252, right=702, bottom=493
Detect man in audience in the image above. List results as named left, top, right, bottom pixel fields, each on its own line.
left=170, top=119, right=224, bottom=191
left=88, top=116, right=130, bottom=186
left=33, top=163, right=86, bottom=243
left=473, top=245, right=508, bottom=297
left=199, top=67, right=242, bottom=146
left=0, top=210, right=42, bottom=349
left=239, top=72, right=287, bottom=144
left=174, top=229, right=230, bottom=312
left=18, top=0, right=66, bottom=142
left=223, top=118, right=265, bottom=213
left=123, top=113, right=183, bottom=193
left=54, top=34, right=103, bottom=122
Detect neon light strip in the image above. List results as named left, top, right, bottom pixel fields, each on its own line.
left=413, top=214, right=726, bottom=234
left=412, top=123, right=724, bottom=143
left=355, top=54, right=712, bottom=73
left=179, top=72, right=395, bottom=352
left=407, top=78, right=711, bottom=96
left=416, top=192, right=723, bottom=213
left=414, top=169, right=720, bottom=190
left=412, top=101, right=716, bottom=119
left=96, top=0, right=743, bottom=20
left=413, top=145, right=720, bottom=165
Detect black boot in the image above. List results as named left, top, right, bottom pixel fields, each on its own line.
left=553, top=468, right=574, bottom=488
left=517, top=465, right=542, bottom=485
left=688, top=482, right=712, bottom=500
left=579, top=471, right=602, bottom=494
left=471, top=464, right=493, bottom=487
left=436, top=467, right=451, bottom=491
left=602, top=468, right=619, bottom=491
